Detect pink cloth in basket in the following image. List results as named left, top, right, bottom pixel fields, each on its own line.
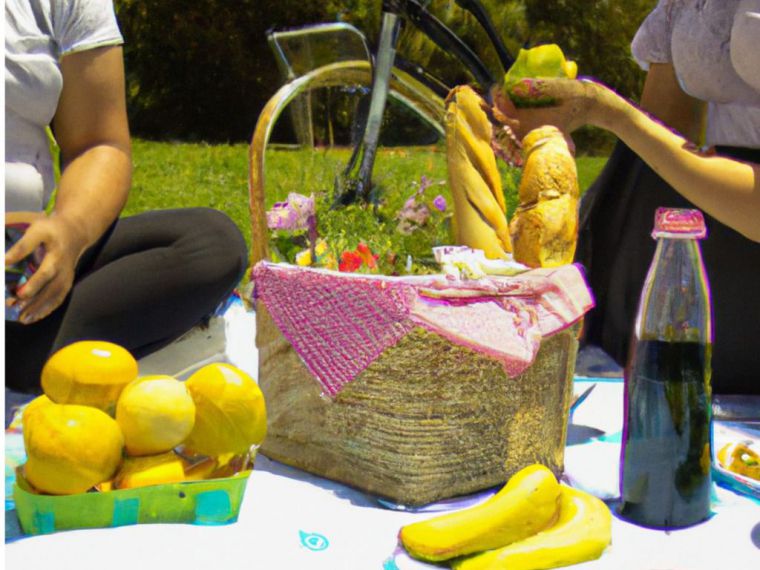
left=252, top=262, right=594, bottom=396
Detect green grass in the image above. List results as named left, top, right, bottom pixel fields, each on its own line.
left=125, top=139, right=251, bottom=237
left=125, top=139, right=608, bottom=264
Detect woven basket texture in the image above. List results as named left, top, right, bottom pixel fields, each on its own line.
left=257, top=305, right=579, bottom=506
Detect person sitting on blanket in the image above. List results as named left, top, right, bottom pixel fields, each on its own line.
left=5, top=0, right=248, bottom=392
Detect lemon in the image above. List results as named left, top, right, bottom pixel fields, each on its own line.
left=563, top=59, right=578, bottom=80
left=21, top=395, right=53, bottom=449
left=114, top=451, right=186, bottom=489
left=23, top=402, right=124, bottom=495
left=41, top=340, right=138, bottom=414
left=116, top=375, right=196, bottom=456
left=183, top=363, right=267, bottom=457
left=504, top=44, right=577, bottom=86
left=503, top=44, right=578, bottom=107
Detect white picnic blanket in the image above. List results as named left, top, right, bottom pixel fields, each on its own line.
left=5, top=307, right=760, bottom=569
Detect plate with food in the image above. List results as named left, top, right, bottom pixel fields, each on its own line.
left=712, top=420, right=760, bottom=499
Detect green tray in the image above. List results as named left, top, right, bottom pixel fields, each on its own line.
left=13, top=468, right=251, bottom=535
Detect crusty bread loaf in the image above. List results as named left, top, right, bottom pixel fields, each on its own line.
left=445, top=85, right=512, bottom=258
left=510, top=126, right=579, bottom=267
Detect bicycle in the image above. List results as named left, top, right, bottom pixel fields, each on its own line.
left=250, top=0, right=518, bottom=261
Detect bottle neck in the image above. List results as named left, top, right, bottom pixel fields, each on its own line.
left=635, top=237, right=712, bottom=344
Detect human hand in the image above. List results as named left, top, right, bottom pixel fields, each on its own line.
left=491, top=77, right=609, bottom=142
left=5, top=211, right=88, bottom=324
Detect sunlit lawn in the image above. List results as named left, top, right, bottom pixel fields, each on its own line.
left=125, top=139, right=608, bottom=257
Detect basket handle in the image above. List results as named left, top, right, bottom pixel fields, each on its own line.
left=247, top=61, right=446, bottom=266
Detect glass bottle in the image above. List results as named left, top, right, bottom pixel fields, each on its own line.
left=618, top=208, right=713, bottom=529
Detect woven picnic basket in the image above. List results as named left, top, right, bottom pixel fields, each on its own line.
left=248, top=62, right=582, bottom=506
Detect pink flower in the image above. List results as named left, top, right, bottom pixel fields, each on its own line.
left=395, top=176, right=446, bottom=234
left=266, top=193, right=315, bottom=231
left=396, top=197, right=430, bottom=234
left=409, top=204, right=430, bottom=225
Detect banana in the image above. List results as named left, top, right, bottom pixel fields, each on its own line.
left=399, top=464, right=561, bottom=563
left=452, top=485, right=612, bottom=570
left=445, top=85, right=512, bottom=259
left=510, top=126, right=579, bottom=268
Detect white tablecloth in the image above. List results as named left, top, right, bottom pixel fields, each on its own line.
left=5, top=306, right=760, bottom=569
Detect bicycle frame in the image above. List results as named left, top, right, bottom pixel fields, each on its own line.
left=335, top=0, right=515, bottom=206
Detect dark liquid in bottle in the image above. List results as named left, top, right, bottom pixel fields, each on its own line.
left=619, top=340, right=712, bottom=529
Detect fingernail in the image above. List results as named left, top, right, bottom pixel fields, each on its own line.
left=20, top=313, right=34, bottom=324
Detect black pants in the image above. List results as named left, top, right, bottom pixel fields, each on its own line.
left=5, top=208, right=248, bottom=392
left=577, top=143, right=760, bottom=395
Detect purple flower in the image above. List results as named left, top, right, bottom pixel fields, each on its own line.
left=266, top=202, right=298, bottom=230
left=288, top=192, right=315, bottom=218
left=419, top=175, right=432, bottom=194
left=394, top=176, right=445, bottom=235
left=266, top=193, right=315, bottom=231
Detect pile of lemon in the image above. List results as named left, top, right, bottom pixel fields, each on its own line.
left=21, top=341, right=267, bottom=495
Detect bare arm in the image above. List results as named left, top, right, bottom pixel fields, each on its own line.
left=495, top=78, right=760, bottom=242
left=639, top=62, right=706, bottom=144
left=53, top=45, right=132, bottom=247
left=595, top=83, right=760, bottom=241
left=5, top=45, right=132, bottom=323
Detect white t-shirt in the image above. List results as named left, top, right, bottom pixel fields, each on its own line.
left=5, top=0, right=123, bottom=212
left=631, top=0, right=760, bottom=148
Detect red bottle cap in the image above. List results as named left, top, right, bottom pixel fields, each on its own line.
left=652, top=208, right=707, bottom=239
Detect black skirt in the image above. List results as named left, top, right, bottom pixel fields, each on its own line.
left=576, top=142, right=760, bottom=395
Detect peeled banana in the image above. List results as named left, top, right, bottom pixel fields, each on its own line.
left=510, top=126, right=580, bottom=268
left=399, top=464, right=560, bottom=562
left=452, top=485, right=612, bottom=570
left=445, top=85, right=512, bottom=259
